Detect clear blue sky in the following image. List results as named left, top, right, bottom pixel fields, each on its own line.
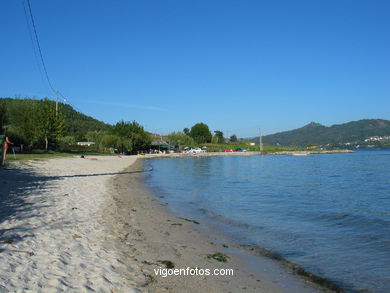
left=1, top=0, right=389, bottom=137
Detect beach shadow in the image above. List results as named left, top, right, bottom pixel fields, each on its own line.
left=0, top=166, right=151, bottom=245
left=0, top=167, right=54, bottom=245
left=53, top=168, right=152, bottom=179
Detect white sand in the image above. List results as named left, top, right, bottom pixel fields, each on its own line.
left=0, top=156, right=139, bottom=292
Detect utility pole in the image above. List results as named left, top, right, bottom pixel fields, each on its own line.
left=55, top=90, right=59, bottom=118
left=159, top=131, right=162, bottom=153
left=259, top=128, right=263, bottom=154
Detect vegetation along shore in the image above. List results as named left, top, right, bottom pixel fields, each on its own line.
left=0, top=98, right=385, bottom=166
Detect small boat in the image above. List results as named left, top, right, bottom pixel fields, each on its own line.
left=292, top=152, right=310, bottom=156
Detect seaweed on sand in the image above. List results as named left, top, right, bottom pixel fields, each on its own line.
left=158, top=260, right=175, bottom=269
left=207, top=252, right=230, bottom=263
left=179, top=217, right=200, bottom=224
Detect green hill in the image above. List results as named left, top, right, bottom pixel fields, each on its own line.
left=0, top=97, right=111, bottom=141
left=253, top=119, right=390, bottom=149
left=59, top=103, right=112, bottom=140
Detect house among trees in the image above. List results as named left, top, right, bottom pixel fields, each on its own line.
left=149, top=133, right=169, bottom=151
left=151, top=140, right=169, bottom=151
left=76, top=141, right=95, bottom=147
left=148, top=133, right=160, bottom=139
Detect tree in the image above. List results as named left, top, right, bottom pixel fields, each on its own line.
left=113, top=120, right=151, bottom=153
left=0, top=101, right=7, bottom=133
left=168, top=132, right=195, bottom=148
left=306, top=142, right=316, bottom=148
left=100, top=134, right=121, bottom=149
left=189, top=123, right=212, bottom=144
left=57, top=135, right=76, bottom=151
left=0, top=97, right=111, bottom=145
left=211, top=135, right=219, bottom=144
left=230, top=134, right=238, bottom=143
left=7, top=99, right=36, bottom=147
left=86, top=130, right=102, bottom=144
left=214, top=130, right=224, bottom=144
left=34, top=99, right=66, bottom=151
left=84, top=130, right=122, bottom=151
left=183, top=128, right=190, bottom=136
left=58, top=135, right=76, bottom=145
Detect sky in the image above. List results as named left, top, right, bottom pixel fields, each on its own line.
left=1, top=0, right=389, bottom=137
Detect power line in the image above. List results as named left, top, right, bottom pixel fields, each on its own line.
left=58, top=91, right=84, bottom=115
left=25, top=0, right=56, bottom=93
left=22, top=0, right=50, bottom=97
left=23, top=0, right=77, bottom=115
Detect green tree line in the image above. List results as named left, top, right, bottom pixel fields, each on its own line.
left=1, top=98, right=245, bottom=154
left=1, top=98, right=66, bottom=151
left=166, top=122, right=239, bottom=148
left=0, top=98, right=151, bottom=153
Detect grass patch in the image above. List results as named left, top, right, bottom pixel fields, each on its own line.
left=207, top=252, right=230, bottom=263
left=7, top=150, right=115, bottom=163
left=7, top=152, right=74, bottom=162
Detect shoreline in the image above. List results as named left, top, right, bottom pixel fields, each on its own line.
left=0, top=155, right=343, bottom=292
left=109, top=158, right=337, bottom=292
left=139, top=149, right=353, bottom=159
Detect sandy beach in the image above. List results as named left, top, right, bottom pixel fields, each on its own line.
left=0, top=156, right=140, bottom=292
left=1, top=156, right=331, bottom=292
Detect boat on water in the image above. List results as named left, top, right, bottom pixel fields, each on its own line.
left=292, top=152, right=310, bottom=156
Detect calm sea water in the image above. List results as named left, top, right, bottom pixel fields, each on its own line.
left=144, top=150, right=390, bottom=293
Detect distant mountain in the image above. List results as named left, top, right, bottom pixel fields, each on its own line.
left=252, top=119, right=390, bottom=148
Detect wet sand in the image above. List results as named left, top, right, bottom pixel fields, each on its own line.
left=107, top=158, right=332, bottom=293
